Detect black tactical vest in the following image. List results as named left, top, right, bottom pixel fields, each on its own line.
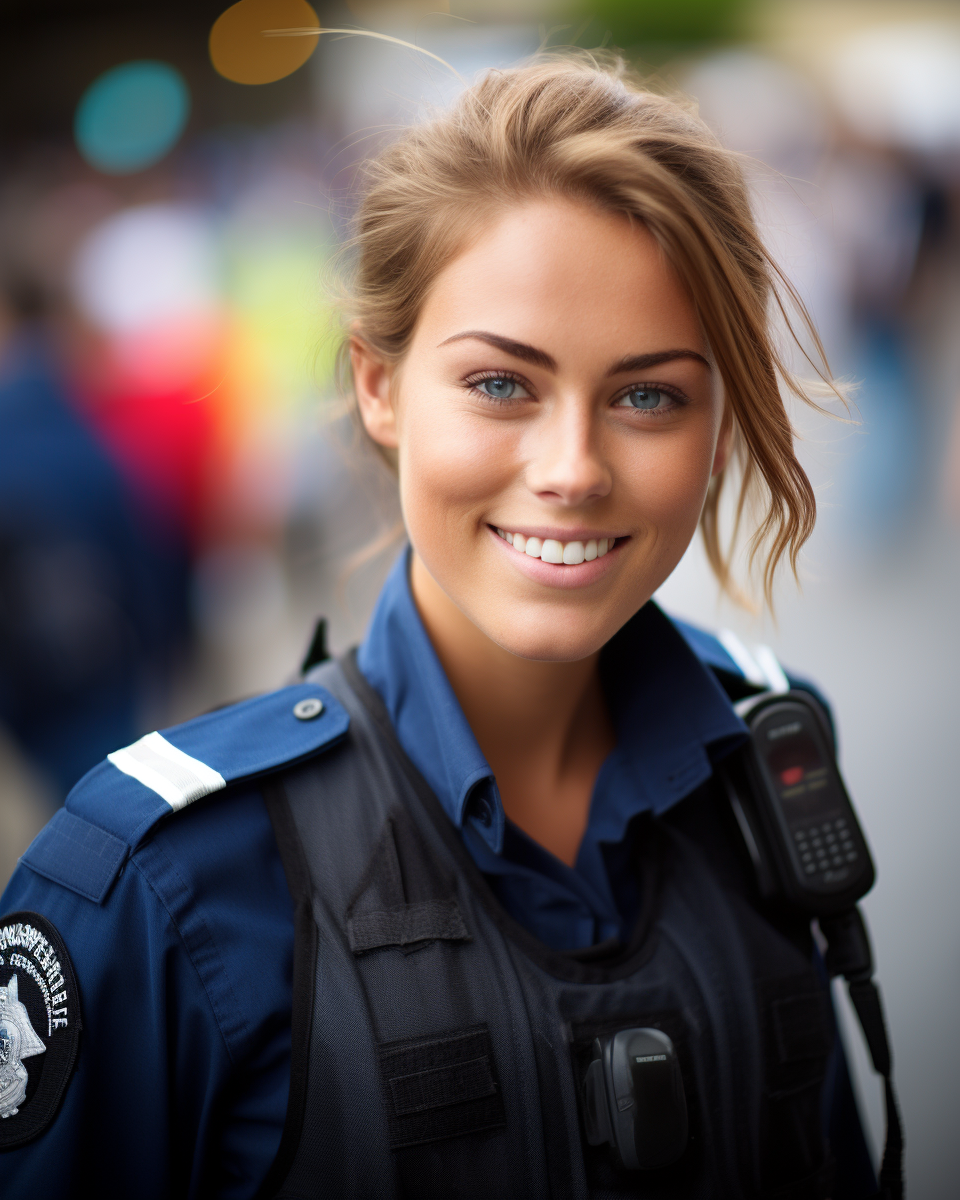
left=257, top=654, right=836, bottom=1200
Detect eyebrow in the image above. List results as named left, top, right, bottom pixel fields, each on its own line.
left=438, top=330, right=557, bottom=370
left=437, top=331, right=710, bottom=375
left=606, top=349, right=711, bottom=375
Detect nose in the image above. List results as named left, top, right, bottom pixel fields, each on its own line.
left=525, top=396, right=612, bottom=506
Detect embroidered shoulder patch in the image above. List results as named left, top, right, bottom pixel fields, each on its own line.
left=0, top=912, right=80, bottom=1150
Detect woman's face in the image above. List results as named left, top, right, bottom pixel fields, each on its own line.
left=354, top=198, right=729, bottom=662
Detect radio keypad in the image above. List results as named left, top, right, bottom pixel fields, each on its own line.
left=792, top=817, right=858, bottom=880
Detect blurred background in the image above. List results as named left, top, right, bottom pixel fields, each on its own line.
left=0, top=0, right=957, bottom=1192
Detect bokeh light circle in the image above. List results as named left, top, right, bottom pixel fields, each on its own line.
left=210, top=0, right=320, bottom=85
left=71, top=204, right=219, bottom=334
left=829, top=23, right=960, bottom=153
left=75, top=61, right=190, bottom=174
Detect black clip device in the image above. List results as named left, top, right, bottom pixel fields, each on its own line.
left=583, top=1027, right=688, bottom=1170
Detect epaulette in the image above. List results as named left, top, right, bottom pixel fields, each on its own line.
left=671, top=615, right=835, bottom=735
left=672, top=618, right=754, bottom=682
left=19, top=682, right=349, bottom=904
left=672, top=619, right=792, bottom=691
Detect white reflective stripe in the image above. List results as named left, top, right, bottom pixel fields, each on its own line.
left=753, top=644, right=790, bottom=694
left=717, top=629, right=767, bottom=687
left=108, top=731, right=226, bottom=811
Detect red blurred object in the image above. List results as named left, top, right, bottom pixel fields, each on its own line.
left=86, top=386, right=215, bottom=538
left=68, top=319, right=226, bottom=544
left=780, top=766, right=805, bottom=787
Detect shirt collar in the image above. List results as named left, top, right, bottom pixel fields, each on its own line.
left=356, top=548, right=747, bottom=854
left=356, top=550, right=503, bottom=850
left=588, top=602, right=747, bottom=848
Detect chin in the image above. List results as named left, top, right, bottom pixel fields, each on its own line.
left=486, top=611, right=617, bottom=663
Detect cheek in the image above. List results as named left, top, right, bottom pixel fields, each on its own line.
left=396, top=401, right=513, bottom=545
left=619, top=425, right=719, bottom=531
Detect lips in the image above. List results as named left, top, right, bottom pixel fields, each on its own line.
left=493, top=527, right=616, bottom=565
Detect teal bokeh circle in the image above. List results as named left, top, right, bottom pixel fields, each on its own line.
left=75, top=61, right=190, bottom=174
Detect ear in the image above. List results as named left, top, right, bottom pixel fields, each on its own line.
left=350, top=335, right=398, bottom=449
left=711, top=403, right=734, bottom=478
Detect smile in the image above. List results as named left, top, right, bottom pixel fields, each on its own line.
left=493, top=527, right=618, bottom=564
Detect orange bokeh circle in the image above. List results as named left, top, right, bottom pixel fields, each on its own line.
left=210, top=0, right=320, bottom=86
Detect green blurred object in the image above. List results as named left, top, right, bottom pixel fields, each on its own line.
left=575, top=0, right=749, bottom=50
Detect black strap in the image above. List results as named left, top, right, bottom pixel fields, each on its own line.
left=300, top=617, right=330, bottom=674
left=847, top=979, right=903, bottom=1199
left=820, top=909, right=903, bottom=1199
left=256, top=778, right=320, bottom=1200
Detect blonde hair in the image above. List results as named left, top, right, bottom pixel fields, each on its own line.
left=339, top=54, right=835, bottom=604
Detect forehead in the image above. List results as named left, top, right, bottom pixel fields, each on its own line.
left=413, top=198, right=706, bottom=361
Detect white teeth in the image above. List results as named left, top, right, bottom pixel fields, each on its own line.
left=495, top=527, right=617, bottom=565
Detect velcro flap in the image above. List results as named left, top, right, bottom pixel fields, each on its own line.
left=21, top=809, right=128, bottom=904
left=389, top=1053, right=495, bottom=1116
left=348, top=899, right=469, bottom=953
left=772, top=992, right=830, bottom=1064
left=378, top=1025, right=505, bottom=1149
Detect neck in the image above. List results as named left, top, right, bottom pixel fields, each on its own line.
left=410, top=553, right=614, bottom=865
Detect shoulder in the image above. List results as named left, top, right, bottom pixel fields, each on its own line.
left=2, top=680, right=350, bottom=1055
left=14, top=680, right=350, bottom=907
left=0, top=681, right=349, bottom=1168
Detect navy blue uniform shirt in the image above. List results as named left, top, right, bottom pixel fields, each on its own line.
left=0, top=550, right=875, bottom=1196
left=358, top=551, right=749, bottom=950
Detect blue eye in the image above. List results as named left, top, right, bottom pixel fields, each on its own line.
left=617, top=388, right=668, bottom=410
left=478, top=377, right=518, bottom=400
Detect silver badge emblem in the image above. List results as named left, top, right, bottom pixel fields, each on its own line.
left=0, top=975, right=46, bottom=1119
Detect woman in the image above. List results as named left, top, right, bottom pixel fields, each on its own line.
left=1, top=57, right=879, bottom=1197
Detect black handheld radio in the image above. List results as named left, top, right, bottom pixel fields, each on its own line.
left=724, top=690, right=875, bottom=912
left=725, top=689, right=903, bottom=1200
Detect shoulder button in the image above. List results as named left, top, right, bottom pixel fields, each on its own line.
left=293, top=697, right=324, bottom=721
